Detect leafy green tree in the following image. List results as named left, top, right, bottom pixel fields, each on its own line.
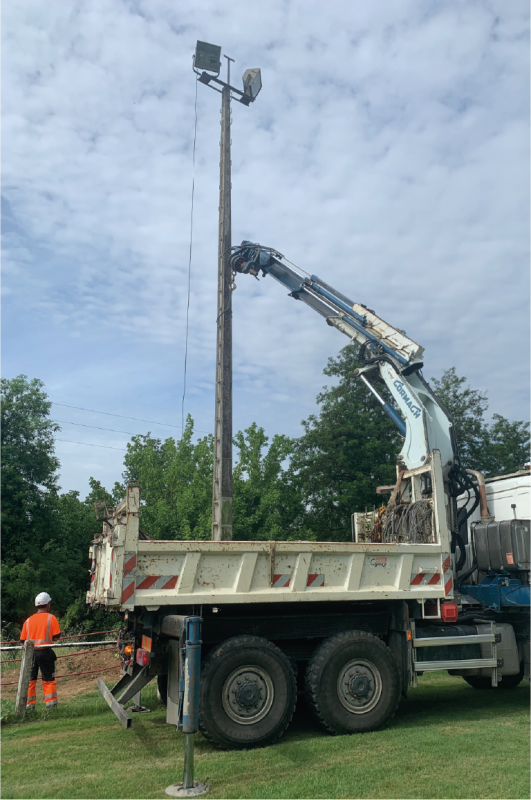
left=430, top=367, right=488, bottom=470
left=291, top=344, right=402, bottom=541
left=233, top=423, right=304, bottom=541
left=1, top=376, right=60, bottom=564
left=121, top=416, right=214, bottom=540
left=480, top=414, right=530, bottom=477
left=431, top=367, right=530, bottom=476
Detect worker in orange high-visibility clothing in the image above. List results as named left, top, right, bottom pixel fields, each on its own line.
left=20, top=592, right=61, bottom=710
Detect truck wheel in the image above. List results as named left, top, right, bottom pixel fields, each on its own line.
left=305, top=631, right=401, bottom=735
left=198, top=635, right=296, bottom=749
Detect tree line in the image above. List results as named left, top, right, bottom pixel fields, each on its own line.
left=2, top=347, right=529, bottom=635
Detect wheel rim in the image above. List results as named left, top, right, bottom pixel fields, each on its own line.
left=337, top=658, right=382, bottom=714
left=222, top=665, right=275, bottom=725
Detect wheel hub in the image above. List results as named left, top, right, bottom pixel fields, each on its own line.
left=236, top=682, right=260, bottom=708
left=349, top=674, right=370, bottom=698
left=222, top=665, right=275, bottom=725
left=337, top=658, right=382, bottom=714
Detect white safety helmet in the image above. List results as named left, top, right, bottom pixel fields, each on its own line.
left=35, top=592, right=52, bottom=607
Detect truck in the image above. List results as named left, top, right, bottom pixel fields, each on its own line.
left=88, top=242, right=530, bottom=748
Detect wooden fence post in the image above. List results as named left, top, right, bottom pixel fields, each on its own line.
left=15, top=640, right=34, bottom=715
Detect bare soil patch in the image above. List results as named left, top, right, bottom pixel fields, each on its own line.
left=1, top=646, right=120, bottom=701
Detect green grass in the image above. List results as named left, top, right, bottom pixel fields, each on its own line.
left=1, top=672, right=529, bottom=799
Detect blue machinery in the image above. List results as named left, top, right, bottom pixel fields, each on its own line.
left=163, top=615, right=208, bottom=798
left=462, top=575, right=531, bottom=613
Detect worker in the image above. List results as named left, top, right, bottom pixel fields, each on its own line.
left=20, top=592, right=61, bottom=710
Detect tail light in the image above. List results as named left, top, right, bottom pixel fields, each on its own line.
left=123, top=644, right=133, bottom=656
left=136, top=648, right=150, bottom=667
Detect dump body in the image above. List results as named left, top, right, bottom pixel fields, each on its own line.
left=88, top=455, right=453, bottom=613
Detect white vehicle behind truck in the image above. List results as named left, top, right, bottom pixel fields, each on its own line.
left=88, top=242, right=529, bottom=747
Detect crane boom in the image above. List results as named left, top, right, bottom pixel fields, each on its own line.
left=231, top=241, right=458, bottom=481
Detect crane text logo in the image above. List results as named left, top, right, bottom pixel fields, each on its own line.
left=393, top=381, right=422, bottom=418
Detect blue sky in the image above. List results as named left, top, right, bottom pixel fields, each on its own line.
left=2, top=0, right=529, bottom=497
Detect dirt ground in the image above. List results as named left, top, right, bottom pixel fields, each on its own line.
left=1, top=646, right=121, bottom=701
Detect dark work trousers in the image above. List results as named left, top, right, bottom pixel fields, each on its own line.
left=30, top=647, right=57, bottom=681
left=27, top=648, right=58, bottom=708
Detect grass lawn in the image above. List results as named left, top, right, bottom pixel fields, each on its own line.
left=1, top=672, right=529, bottom=800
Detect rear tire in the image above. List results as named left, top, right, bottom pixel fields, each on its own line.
left=305, top=630, right=401, bottom=735
left=199, top=636, right=296, bottom=749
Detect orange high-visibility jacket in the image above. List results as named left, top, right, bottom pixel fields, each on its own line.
left=20, top=613, right=60, bottom=648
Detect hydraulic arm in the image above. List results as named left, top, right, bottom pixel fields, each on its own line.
left=231, top=242, right=459, bottom=481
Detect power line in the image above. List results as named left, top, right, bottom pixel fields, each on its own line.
left=181, top=78, right=198, bottom=436
left=54, top=419, right=137, bottom=435
left=50, top=401, right=210, bottom=434
left=54, top=438, right=127, bottom=451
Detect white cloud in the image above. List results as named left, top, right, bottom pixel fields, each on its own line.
left=2, top=0, right=529, bottom=495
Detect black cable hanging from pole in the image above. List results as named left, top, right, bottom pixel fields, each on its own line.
left=181, top=78, right=199, bottom=439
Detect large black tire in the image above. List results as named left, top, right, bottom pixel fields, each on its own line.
left=305, top=631, right=401, bottom=735
left=464, top=664, right=525, bottom=690
left=198, top=636, right=297, bottom=750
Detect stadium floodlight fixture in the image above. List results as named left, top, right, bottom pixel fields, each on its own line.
left=242, top=69, right=262, bottom=101
left=194, top=40, right=221, bottom=75
left=193, top=41, right=261, bottom=106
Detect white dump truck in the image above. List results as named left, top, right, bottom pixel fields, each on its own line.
left=88, top=244, right=530, bottom=748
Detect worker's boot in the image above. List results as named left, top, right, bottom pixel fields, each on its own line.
left=26, top=680, right=37, bottom=710
left=43, top=680, right=58, bottom=709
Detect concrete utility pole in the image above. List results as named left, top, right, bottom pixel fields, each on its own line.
left=193, top=41, right=262, bottom=542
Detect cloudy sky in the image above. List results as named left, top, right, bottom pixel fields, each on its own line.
left=3, top=0, right=529, bottom=497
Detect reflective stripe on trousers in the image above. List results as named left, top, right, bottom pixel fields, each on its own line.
left=43, top=680, right=58, bottom=707
left=26, top=680, right=37, bottom=708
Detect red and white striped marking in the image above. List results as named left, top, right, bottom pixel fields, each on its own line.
left=135, top=575, right=179, bottom=591
left=272, top=573, right=325, bottom=588
left=442, top=554, right=453, bottom=596
left=121, top=552, right=137, bottom=604
left=410, top=572, right=442, bottom=587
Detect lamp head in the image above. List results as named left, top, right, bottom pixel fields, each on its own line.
left=194, top=41, right=221, bottom=75
left=242, top=68, right=262, bottom=101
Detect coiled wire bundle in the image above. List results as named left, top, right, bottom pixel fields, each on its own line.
left=381, top=500, right=434, bottom=544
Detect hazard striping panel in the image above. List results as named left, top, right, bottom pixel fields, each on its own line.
left=410, top=572, right=442, bottom=586
left=135, top=575, right=179, bottom=591
left=306, top=573, right=325, bottom=587
left=442, top=554, right=453, bottom=596
left=121, top=551, right=137, bottom=605
left=273, top=573, right=326, bottom=588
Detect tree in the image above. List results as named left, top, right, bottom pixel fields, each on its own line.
left=431, top=368, right=530, bottom=476
left=480, top=414, right=530, bottom=477
left=430, top=367, right=488, bottom=470
left=291, top=344, right=402, bottom=541
left=121, top=416, right=214, bottom=540
left=1, top=376, right=61, bottom=626
left=233, top=423, right=304, bottom=541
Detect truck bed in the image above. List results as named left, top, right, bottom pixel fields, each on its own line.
left=87, top=486, right=452, bottom=611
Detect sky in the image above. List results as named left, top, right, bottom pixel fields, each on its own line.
left=2, top=0, right=529, bottom=497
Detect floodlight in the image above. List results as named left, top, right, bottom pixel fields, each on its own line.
left=194, top=41, right=221, bottom=74
left=242, top=68, right=262, bottom=101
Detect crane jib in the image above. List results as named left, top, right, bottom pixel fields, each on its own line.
left=308, top=281, right=367, bottom=325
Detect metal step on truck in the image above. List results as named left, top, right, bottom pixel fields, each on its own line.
left=87, top=242, right=529, bottom=748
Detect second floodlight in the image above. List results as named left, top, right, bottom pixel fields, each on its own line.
left=242, top=68, right=262, bottom=100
